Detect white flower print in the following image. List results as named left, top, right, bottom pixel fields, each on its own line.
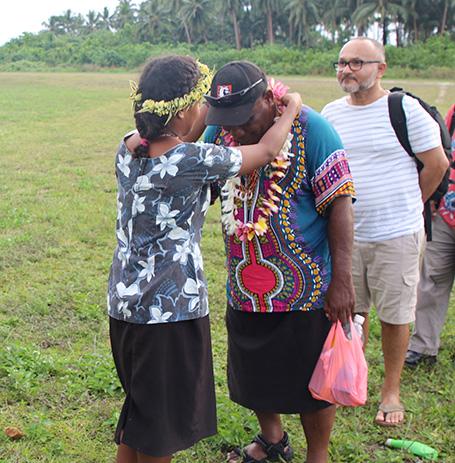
left=117, top=152, right=132, bottom=177
left=138, top=256, right=155, bottom=282
left=173, top=240, right=191, bottom=265
left=228, top=148, right=242, bottom=174
left=156, top=203, right=179, bottom=230
left=134, top=175, right=153, bottom=192
left=152, top=153, right=184, bottom=179
left=193, top=243, right=204, bottom=270
left=117, top=300, right=132, bottom=319
left=183, top=278, right=200, bottom=312
left=147, top=306, right=173, bottom=324
left=168, top=226, right=190, bottom=241
left=116, top=195, right=122, bottom=222
left=203, top=147, right=215, bottom=167
left=117, top=227, right=130, bottom=268
left=116, top=219, right=133, bottom=268
left=116, top=282, right=139, bottom=298
left=201, top=190, right=210, bottom=214
left=132, top=194, right=146, bottom=217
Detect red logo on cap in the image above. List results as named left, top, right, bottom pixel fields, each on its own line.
left=217, top=84, right=232, bottom=98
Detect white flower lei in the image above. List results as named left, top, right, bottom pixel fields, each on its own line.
left=221, top=128, right=294, bottom=240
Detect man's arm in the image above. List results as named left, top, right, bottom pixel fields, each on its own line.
left=415, top=146, right=449, bottom=203
left=324, top=196, right=355, bottom=324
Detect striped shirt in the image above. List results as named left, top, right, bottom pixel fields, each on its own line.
left=322, top=94, right=441, bottom=241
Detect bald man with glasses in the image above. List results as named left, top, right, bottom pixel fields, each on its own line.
left=322, top=37, right=449, bottom=427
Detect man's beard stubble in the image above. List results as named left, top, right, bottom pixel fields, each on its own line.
left=340, top=72, right=377, bottom=94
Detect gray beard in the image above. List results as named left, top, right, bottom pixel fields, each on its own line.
left=340, top=74, right=377, bottom=94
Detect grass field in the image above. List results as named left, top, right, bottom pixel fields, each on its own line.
left=0, top=72, right=454, bottom=463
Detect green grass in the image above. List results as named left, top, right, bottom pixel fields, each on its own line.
left=0, top=72, right=454, bottom=463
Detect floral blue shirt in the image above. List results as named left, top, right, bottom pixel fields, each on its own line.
left=107, top=133, right=242, bottom=324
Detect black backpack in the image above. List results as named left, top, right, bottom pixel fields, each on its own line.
left=388, top=87, right=453, bottom=240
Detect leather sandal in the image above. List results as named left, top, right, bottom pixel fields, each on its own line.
left=229, top=431, right=294, bottom=462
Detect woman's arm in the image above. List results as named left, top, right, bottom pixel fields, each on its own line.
left=237, top=93, right=301, bottom=175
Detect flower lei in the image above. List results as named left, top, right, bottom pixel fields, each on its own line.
left=129, top=61, right=213, bottom=124
left=220, top=79, right=294, bottom=242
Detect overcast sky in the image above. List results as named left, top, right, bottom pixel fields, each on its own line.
left=0, top=0, right=121, bottom=45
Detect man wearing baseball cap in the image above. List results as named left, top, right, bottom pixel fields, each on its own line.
left=204, top=61, right=356, bottom=463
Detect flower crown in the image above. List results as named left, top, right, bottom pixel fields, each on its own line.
left=129, top=61, right=213, bottom=124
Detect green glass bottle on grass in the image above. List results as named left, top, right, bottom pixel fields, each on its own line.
left=385, top=439, right=438, bottom=460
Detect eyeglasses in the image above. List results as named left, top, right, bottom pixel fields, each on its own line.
left=204, top=78, right=264, bottom=107
left=333, top=59, right=381, bottom=72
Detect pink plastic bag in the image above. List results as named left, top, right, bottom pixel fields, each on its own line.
left=309, top=319, right=368, bottom=407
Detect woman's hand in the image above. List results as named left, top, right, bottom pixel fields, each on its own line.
left=280, top=92, right=302, bottom=116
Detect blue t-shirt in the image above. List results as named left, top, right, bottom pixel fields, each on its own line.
left=107, top=133, right=242, bottom=324
left=205, top=107, right=355, bottom=313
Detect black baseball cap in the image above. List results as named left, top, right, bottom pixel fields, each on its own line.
left=205, top=61, right=267, bottom=126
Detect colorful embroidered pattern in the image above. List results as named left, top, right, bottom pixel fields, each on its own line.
left=209, top=108, right=355, bottom=313
left=312, top=150, right=356, bottom=215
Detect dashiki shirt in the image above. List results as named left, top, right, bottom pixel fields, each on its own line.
left=205, top=108, right=355, bottom=313
left=107, top=132, right=242, bottom=324
left=439, top=109, right=455, bottom=228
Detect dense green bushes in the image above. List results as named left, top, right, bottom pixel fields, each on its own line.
left=0, top=31, right=454, bottom=78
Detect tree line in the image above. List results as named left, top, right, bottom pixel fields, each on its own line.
left=40, top=0, right=454, bottom=49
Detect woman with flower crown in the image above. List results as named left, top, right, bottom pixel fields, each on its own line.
left=106, top=55, right=301, bottom=463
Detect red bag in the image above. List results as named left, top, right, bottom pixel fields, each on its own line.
left=309, top=319, right=368, bottom=407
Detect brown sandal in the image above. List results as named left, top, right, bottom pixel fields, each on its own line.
left=374, top=403, right=405, bottom=427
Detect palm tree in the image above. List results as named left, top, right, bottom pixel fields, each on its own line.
left=286, top=0, right=319, bottom=46
left=161, top=0, right=192, bottom=43
left=353, top=0, right=406, bottom=44
left=85, top=10, right=101, bottom=33
left=113, top=0, right=137, bottom=30
left=136, top=0, right=167, bottom=41
left=99, top=7, right=114, bottom=31
left=42, top=15, right=65, bottom=34
left=222, top=0, right=243, bottom=49
left=440, top=0, right=455, bottom=34
left=251, top=0, right=282, bottom=44
left=180, top=0, right=213, bottom=43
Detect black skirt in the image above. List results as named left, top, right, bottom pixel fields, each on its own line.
left=109, top=315, right=217, bottom=457
left=226, top=306, right=332, bottom=414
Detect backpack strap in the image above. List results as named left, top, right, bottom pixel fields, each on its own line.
left=388, top=91, right=433, bottom=241
left=388, top=91, right=414, bottom=158
left=449, top=108, right=455, bottom=137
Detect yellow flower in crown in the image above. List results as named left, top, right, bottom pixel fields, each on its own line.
left=129, top=60, right=213, bottom=125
